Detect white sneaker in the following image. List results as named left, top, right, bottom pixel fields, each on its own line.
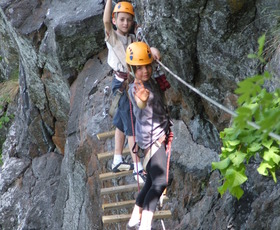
left=133, top=170, right=146, bottom=183
left=112, top=162, right=133, bottom=172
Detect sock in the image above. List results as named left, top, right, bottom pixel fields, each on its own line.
left=113, top=155, right=123, bottom=166
left=133, top=162, right=143, bottom=173
left=128, top=217, right=140, bottom=227
left=139, top=225, right=151, bottom=230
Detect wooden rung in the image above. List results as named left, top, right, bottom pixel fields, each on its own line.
left=96, top=130, right=115, bottom=140
left=102, top=210, right=172, bottom=224
left=99, top=170, right=133, bottom=181
left=97, top=147, right=130, bottom=161
left=102, top=200, right=136, bottom=210
left=101, top=183, right=143, bottom=195
left=102, top=196, right=169, bottom=211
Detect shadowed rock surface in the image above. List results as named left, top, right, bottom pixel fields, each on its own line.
left=0, top=0, right=280, bottom=229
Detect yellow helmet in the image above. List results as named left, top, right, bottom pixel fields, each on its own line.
left=112, top=2, right=135, bottom=18
left=126, top=42, right=153, bottom=65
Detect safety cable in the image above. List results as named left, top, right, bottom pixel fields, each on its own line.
left=134, top=18, right=280, bottom=142
left=156, top=59, right=280, bottom=142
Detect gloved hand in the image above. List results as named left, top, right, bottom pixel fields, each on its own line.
left=155, top=74, right=171, bottom=91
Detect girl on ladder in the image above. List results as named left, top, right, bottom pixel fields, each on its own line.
left=126, top=41, right=172, bottom=230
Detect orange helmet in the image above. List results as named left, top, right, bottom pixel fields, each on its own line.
left=112, top=2, right=135, bottom=18
left=126, top=42, right=153, bottom=65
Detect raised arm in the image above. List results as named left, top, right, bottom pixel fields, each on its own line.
left=103, top=0, right=112, bottom=35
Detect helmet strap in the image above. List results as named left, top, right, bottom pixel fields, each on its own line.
left=129, top=65, right=136, bottom=79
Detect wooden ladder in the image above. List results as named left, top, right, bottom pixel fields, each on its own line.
left=97, top=130, right=172, bottom=227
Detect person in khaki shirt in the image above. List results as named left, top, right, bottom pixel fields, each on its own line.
left=103, top=1, right=162, bottom=183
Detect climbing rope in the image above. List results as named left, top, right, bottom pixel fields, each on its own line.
left=165, top=129, right=173, bottom=184
left=130, top=99, right=141, bottom=192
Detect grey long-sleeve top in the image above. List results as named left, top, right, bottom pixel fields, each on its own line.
left=128, top=78, right=170, bottom=150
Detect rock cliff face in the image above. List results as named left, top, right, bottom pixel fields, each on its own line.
left=0, top=0, right=279, bottom=229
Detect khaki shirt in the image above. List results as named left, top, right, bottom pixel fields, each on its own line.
left=105, top=29, right=135, bottom=72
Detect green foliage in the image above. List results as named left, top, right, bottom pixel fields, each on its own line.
left=212, top=34, right=280, bottom=200
left=0, top=95, right=12, bottom=128
left=0, top=95, right=14, bottom=165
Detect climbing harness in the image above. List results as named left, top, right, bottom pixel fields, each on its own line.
left=142, top=134, right=167, bottom=171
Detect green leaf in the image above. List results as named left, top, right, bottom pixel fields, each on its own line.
left=251, top=75, right=265, bottom=86
left=4, top=116, right=10, bottom=123
left=257, top=162, right=271, bottom=176
left=225, top=168, right=247, bottom=187
left=223, top=146, right=236, bottom=152
left=229, top=185, right=244, bottom=200
left=230, top=152, right=246, bottom=167
left=227, top=140, right=240, bottom=146
left=263, top=71, right=271, bottom=79
left=236, top=106, right=252, bottom=116
left=248, top=143, right=262, bottom=152
left=236, top=95, right=248, bottom=105
left=212, top=158, right=231, bottom=171
left=218, top=180, right=229, bottom=197
left=221, top=127, right=240, bottom=140
left=263, top=147, right=280, bottom=164
left=270, top=169, right=277, bottom=183
left=240, top=133, right=257, bottom=144
left=259, top=110, right=280, bottom=132
left=235, top=81, right=254, bottom=94
left=234, top=114, right=249, bottom=129
left=262, top=139, right=273, bottom=149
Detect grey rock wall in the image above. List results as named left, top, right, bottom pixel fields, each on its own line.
left=0, top=0, right=279, bottom=230
left=0, top=0, right=105, bottom=229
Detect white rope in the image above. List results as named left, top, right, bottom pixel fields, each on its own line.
left=156, top=59, right=280, bottom=142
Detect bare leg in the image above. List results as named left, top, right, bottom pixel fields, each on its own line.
left=115, top=128, right=125, bottom=156
left=112, top=128, right=134, bottom=172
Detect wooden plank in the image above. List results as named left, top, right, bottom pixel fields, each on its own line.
left=102, top=196, right=169, bottom=211
left=102, top=200, right=136, bottom=210
left=101, top=183, right=143, bottom=195
left=99, top=170, right=133, bottom=181
left=96, top=130, right=115, bottom=140
left=98, top=147, right=130, bottom=161
left=102, top=210, right=172, bottom=224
